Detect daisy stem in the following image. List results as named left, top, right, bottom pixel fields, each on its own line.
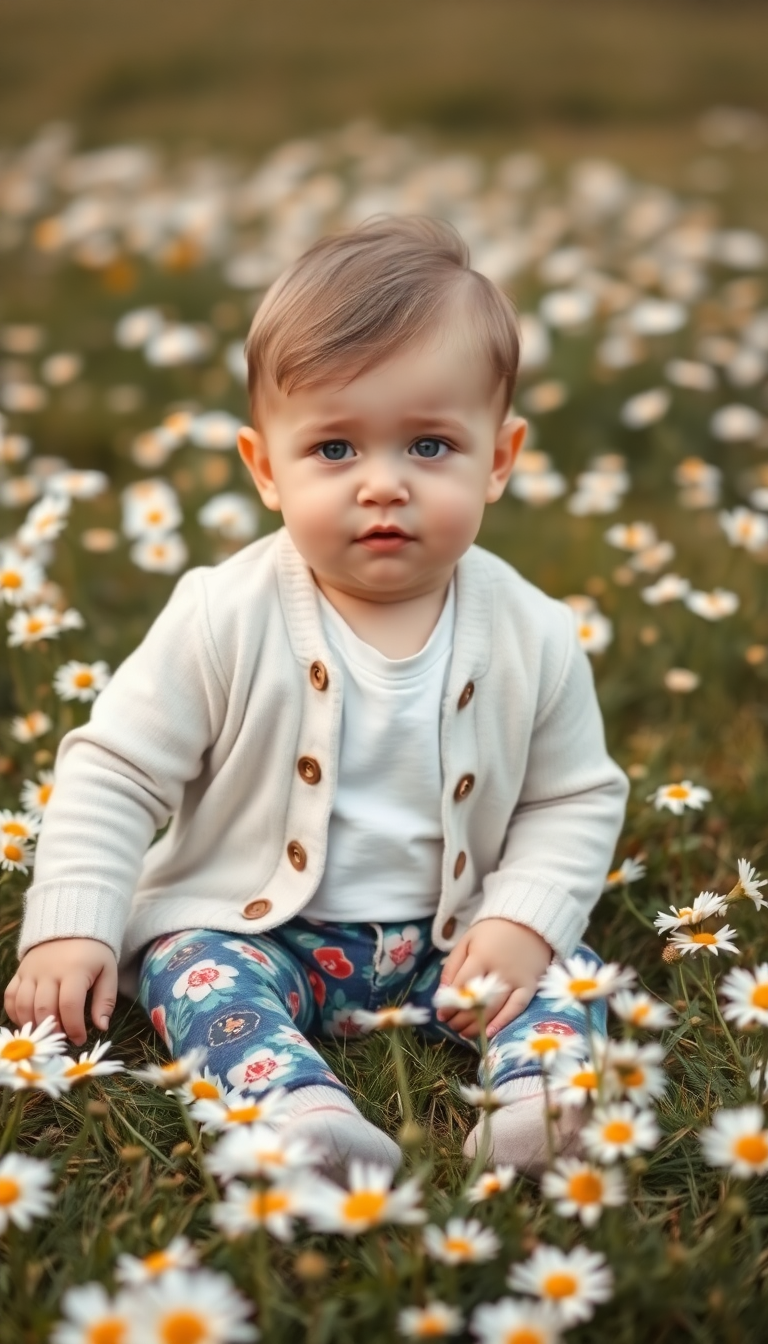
left=389, top=1029, right=415, bottom=1129
left=620, top=882, right=656, bottom=933
left=582, top=1002, right=604, bottom=1106
left=679, top=813, right=691, bottom=903
left=701, top=957, right=743, bottom=1063
left=540, top=1067, right=556, bottom=1167
left=0, top=1086, right=11, bottom=1132
left=0, top=1092, right=24, bottom=1156
left=755, top=1029, right=768, bottom=1104
left=253, top=1212, right=273, bottom=1335
left=54, top=1085, right=92, bottom=1178
left=460, top=1010, right=493, bottom=1193
left=174, top=1093, right=219, bottom=1203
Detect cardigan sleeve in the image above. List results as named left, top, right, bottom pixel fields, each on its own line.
left=470, top=610, right=629, bottom=959
left=16, top=568, right=228, bottom=963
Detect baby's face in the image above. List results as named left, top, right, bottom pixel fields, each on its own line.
left=238, top=326, right=525, bottom=605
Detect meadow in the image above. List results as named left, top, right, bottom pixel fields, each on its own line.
left=1, top=103, right=768, bottom=1342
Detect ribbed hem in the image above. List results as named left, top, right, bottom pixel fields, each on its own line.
left=18, top=880, right=127, bottom=962
left=472, top=872, right=588, bottom=960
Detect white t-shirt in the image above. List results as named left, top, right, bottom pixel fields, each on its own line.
left=302, top=576, right=456, bottom=921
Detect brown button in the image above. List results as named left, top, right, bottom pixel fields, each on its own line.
left=453, top=850, right=466, bottom=879
left=287, top=840, right=307, bottom=871
left=243, top=898, right=272, bottom=920
left=297, top=756, right=321, bottom=784
left=310, top=661, right=328, bottom=691
left=457, top=681, right=474, bottom=709
left=442, top=916, right=457, bottom=939
left=453, top=773, right=475, bottom=801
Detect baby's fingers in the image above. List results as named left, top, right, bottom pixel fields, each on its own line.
left=486, top=987, right=533, bottom=1037
left=59, top=971, right=91, bottom=1047
left=34, top=978, right=62, bottom=1034
left=3, top=972, right=20, bottom=1024
left=12, top=976, right=37, bottom=1031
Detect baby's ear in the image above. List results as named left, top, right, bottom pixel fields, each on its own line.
left=237, top=427, right=281, bottom=511
left=506, top=415, right=528, bottom=464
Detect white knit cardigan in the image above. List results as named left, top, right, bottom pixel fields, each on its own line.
left=17, top=525, right=629, bottom=996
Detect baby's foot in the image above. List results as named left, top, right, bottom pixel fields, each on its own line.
left=462, top=1077, right=582, bottom=1179
left=276, top=1085, right=402, bottom=1183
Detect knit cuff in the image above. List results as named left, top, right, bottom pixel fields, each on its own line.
left=17, top=880, right=129, bottom=963
left=471, top=871, right=589, bottom=961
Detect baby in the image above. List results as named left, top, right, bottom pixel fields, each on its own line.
left=4, top=216, right=628, bottom=1177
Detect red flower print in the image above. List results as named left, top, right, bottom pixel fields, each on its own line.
left=187, top=966, right=220, bottom=989
left=307, top=970, right=326, bottom=1006
left=243, top=1055, right=280, bottom=1085
left=313, top=946, right=354, bottom=978
left=287, top=990, right=300, bottom=1020
left=534, top=1020, right=578, bottom=1036
left=150, top=1005, right=172, bottom=1050
left=388, top=938, right=414, bottom=967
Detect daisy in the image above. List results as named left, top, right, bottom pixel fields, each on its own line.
left=53, top=659, right=111, bottom=702
left=50, top=1283, right=135, bottom=1344
left=0, top=1014, right=66, bottom=1068
left=351, top=1005, right=431, bottom=1031
left=397, top=1300, right=463, bottom=1338
left=205, top=1121, right=322, bottom=1183
left=423, top=1215, right=500, bottom=1264
left=603, top=857, right=646, bottom=889
left=433, top=972, right=509, bottom=1013
left=191, top=1085, right=292, bottom=1133
left=470, top=1298, right=561, bottom=1344
left=499, top=1025, right=585, bottom=1069
left=48, top=469, right=108, bottom=500
left=700, top=1106, right=768, bottom=1177
left=190, top=411, right=241, bottom=451
left=17, top=493, right=70, bottom=546
left=573, top=611, right=613, bottom=654
left=610, top=989, right=676, bottom=1030
left=604, top=521, right=658, bottom=553
left=7, top=604, right=61, bottom=646
left=729, top=859, right=767, bottom=910
left=458, top=1082, right=527, bottom=1108
left=548, top=1055, right=601, bottom=1107
left=210, top=1177, right=308, bottom=1241
left=541, top=1158, right=626, bottom=1226
left=20, top=770, right=54, bottom=818
left=132, top=1046, right=208, bottom=1090
left=10, top=709, right=52, bottom=742
left=630, top=541, right=676, bottom=574
left=601, top=1040, right=667, bottom=1105
left=537, top=955, right=635, bottom=1010
left=115, top=1236, right=199, bottom=1285
left=720, top=965, right=768, bottom=1029
left=508, top=1244, right=613, bottom=1326
left=710, top=404, right=764, bottom=443
left=1, top=835, right=33, bottom=872
left=0, top=548, right=44, bottom=606
left=654, top=891, right=727, bottom=933
left=301, top=1161, right=426, bottom=1235
left=668, top=924, right=739, bottom=957
left=649, top=780, right=712, bottom=815
left=583, top=1103, right=660, bottom=1162
left=664, top=669, right=701, bottom=694
left=177, top=1065, right=228, bottom=1107
left=466, top=1166, right=516, bottom=1204
left=0, top=1153, right=55, bottom=1232
left=684, top=588, right=740, bottom=621
left=132, top=1267, right=258, bottom=1343
left=641, top=574, right=691, bottom=605
left=130, top=534, right=189, bottom=574
left=719, top=507, right=768, bottom=552
left=198, top=493, right=259, bottom=541
left=60, top=1039, right=124, bottom=1083
left=123, top=494, right=183, bottom=538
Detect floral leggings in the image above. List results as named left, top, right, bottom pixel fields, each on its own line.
left=137, top=915, right=605, bottom=1098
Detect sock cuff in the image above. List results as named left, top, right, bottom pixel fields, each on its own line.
left=280, top=1084, right=358, bottom=1118
left=498, top=1075, right=545, bottom=1102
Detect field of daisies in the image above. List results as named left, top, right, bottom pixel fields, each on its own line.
left=2, top=110, right=768, bottom=1343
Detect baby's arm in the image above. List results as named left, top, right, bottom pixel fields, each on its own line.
left=4, top=938, right=117, bottom=1045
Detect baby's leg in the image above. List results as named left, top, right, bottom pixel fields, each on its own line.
left=137, top=927, right=400, bottom=1178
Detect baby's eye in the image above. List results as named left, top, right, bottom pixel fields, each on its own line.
left=410, top=437, right=451, bottom=460
left=315, top=441, right=354, bottom=462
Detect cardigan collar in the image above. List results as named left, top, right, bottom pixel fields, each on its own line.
left=275, top=525, right=492, bottom=685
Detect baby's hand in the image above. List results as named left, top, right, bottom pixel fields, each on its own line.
left=436, top=918, right=553, bottom=1040
left=4, top=938, right=118, bottom=1047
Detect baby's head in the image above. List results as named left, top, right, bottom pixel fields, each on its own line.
left=237, top=216, right=527, bottom=605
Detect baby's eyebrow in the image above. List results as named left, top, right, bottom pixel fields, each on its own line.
left=299, top=413, right=468, bottom=438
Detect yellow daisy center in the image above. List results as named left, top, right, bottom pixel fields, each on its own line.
left=250, top=1189, right=290, bottom=1217
left=415, top=1315, right=448, bottom=1337
left=568, top=977, right=599, bottom=995
left=0, top=570, right=22, bottom=588
left=189, top=1080, right=220, bottom=1099
left=666, top=785, right=690, bottom=800
left=733, top=1134, right=768, bottom=1165
left=2, top=821, right=27, bottom=837
left=146, top=509, right=164, bottom=524
left=678, top=908, right=694, bottom=918
left=39, top=784, right=52, bottom=804
left=2, top=1039, right=35, bottom=1062
left=143, top=1251, right=172, bottom=1273
left=616, top=1065, right=644, bottom=1088
left=482, top=1177, right=502, bottom=1193
left=530, top=1036, right=560, bottom=1054
left=227, top=1104, right=261, bottom=1123
left=604, top=1120, right=633, bottom=1144
left=542, top=1271, right=578, bottom=1299
left=751, top=985, right=768, bottom=1010
left=691, top=932, right=717, bottom=945
left=0, top=1177, right=20, bottom=1205
left=567, top=1171, right=603, bottom=1205
left=74, top=671, right=94, bottom=688
left=607, top=869, right=622, bottom=883
left=67, top=1060, right=96, bottom=1078
left=578, top=623, right=593, bottom=640
left=630, top=1004, right=650, bottom=1023
left=343, top=1190, right=387, bottom=1223
left=152, top=545, right=166, bottom=558
left=159, top=1311, right=206, bottom=1344
left=504, top=1329, right=546, bottom=1344
left=3, top=843, right=23, bottom=862
left=27, top=618, right=45, bottom=634
left=85, top=1320, right=128, bottom=1344
left=572, top=1069, right=598, bottom=1089
left=444, top=1236, right=472, bottom=1257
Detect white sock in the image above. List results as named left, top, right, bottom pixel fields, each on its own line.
left=462, top=1076, right=583, bottom=1179
left=275, top=1085, right=402, bottom=1182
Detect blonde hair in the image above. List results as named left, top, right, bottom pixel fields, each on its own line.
left=244, top=215, right=520, bottom=420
